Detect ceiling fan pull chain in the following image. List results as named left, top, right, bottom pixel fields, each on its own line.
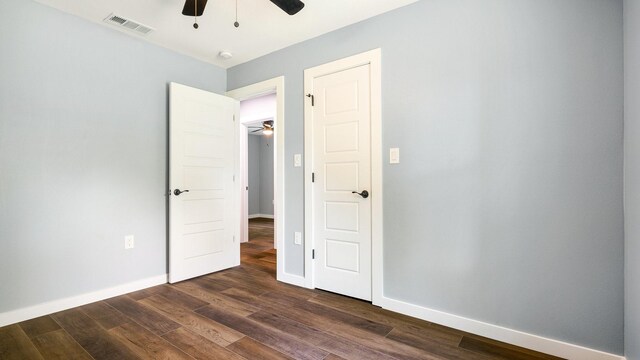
left=234, top=0, right=240, bottom=28
left=193, top=0, right=199, bottom=29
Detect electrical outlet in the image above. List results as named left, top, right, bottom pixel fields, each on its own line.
left=125, top=235, right=135, bottom=249
left=294, top=232, right=302, bottom=245
left=294, top=154, right=302, bottom=167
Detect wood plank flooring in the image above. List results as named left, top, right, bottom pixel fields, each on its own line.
left=0, top=217, right=564, bottom=359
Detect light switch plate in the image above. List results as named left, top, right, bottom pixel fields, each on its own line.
left=294, top=154, right=302, bottom=167
left=294, top=232, right=302, bottom=245
left=124, top=235, right=135, bottom=249
left=390, top=148, right=400, bottom=164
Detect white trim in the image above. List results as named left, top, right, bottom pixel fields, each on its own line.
left=303, top=49, right=383, bottom=294
left=249, top=214, right=275, bottom=219
left=233, top=99, right=242, bottom=265
left=304, top=67, right=314, bottom=288
left=227, top=77, right=289, bottom=283
left=369, top=50, right=383, bottom=306
left=378, top=296, right=625, bottom=360
left=276, top=272, right=307, bottom=288
left=0, top=275, right=167, bottom=328
left=240, top=122, right=249, bottom=244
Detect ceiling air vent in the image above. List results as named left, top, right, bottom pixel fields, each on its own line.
left=103, top=13, right=155, bottom=36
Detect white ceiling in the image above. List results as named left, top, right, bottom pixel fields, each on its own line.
left=35, top=0, right=418, bottom=68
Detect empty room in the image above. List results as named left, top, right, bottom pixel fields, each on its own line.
left=1, top=0, right=639, bottom=359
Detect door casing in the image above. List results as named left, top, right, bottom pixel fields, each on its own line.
left=304, top=49, right=383, bottom=305
left=226, top=76, right=298, bottom=286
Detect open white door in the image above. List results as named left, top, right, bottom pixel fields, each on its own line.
left=169, top=83, right=240, bottom=284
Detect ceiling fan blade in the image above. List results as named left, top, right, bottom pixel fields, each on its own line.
left=251, top=129, right=262, bottom=133
left=182, top=0, right=208, bottom=16
left=270, top=0, right=305, bottom=15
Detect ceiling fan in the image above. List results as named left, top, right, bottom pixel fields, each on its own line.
left=183, top=0, right=305, bottom=29
left=249, top=120, right=275, bottom=135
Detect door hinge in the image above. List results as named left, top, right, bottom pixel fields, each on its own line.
left=312, top=249, right=315, bottom=259
left=312, top=172, right=315, bottom=183
left=306, top=93, right=314, bottom=106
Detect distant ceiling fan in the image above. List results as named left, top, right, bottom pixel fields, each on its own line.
left=183, top=0, right=305, bottom=29
left=249, top=120, right=274, bottom=135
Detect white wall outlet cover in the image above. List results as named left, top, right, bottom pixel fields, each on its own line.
left=390, top=148, right=400, bottom=164
left=294, top=232, right=302, bottom=245
left=294, top=154, right=302, bottom=167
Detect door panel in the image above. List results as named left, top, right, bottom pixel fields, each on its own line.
left=169, top=83, right=239, bottom=284
left=312, top=64, right=372, bottom=301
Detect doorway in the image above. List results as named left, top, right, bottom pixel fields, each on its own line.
left=227, top=77, right=291, bottom=284
left=243, top=98, right=276, bottom=237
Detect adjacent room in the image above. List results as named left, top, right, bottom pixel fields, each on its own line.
left=0, top=0, right=638, bottom=359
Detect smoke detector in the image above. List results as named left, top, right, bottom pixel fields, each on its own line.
left=103, top=13, right=154, bottom=36
left=218, top=51, right=233, bottom=60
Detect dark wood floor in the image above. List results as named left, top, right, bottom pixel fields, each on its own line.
left=0, top=217, right=564, bottom=360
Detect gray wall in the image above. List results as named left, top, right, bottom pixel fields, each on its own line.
left=227, top=0, right=624, bottom=354
left=260, top=136, right=274, bottom=215
left=625, top=0, right=640, bottom=358
left=248, top=135, right=262, bottom=215
left=247, top=134, right=275, bottom=216
left=0, top=0, right=225, bottom=313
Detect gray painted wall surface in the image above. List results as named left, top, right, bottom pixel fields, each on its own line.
left=0, top=1, right=225, bottom=312
left=228, top=0, right=624, bottom=353
left=247, top=135, right=275, bottom=216
left=625, top=0, right=640, bottom=358
left=248, top=135, right=261, bottom=215
left=260, top=136, right=274, bottom=215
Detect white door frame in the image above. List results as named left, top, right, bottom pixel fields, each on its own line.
left=304, top=49, right=383, bottom=305
left=227, top=76, right=292, bottom=284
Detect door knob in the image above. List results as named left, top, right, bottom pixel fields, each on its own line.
left=174, top=189, right=190, bottom=196
left=352, top=190, right=369, bottom=199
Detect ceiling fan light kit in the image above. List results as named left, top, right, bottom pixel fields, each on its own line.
left=249, top=120, right=275, bottom=135
left=182, top=0, right=304, bottom=30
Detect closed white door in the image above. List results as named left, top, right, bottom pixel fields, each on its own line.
left=311, top=64, right=372, bottom=301
left=169, top=83, right=240, bottom=284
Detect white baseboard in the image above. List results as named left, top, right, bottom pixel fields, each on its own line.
left=0, top=274, right=167, bottom=327
left=378, top=296, right=625, bottom=360
left=277, top=271, right=307, bottom=288
left=249, top=214, right=274, bottom=219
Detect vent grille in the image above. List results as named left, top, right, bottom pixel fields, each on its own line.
left=104, top=13, right=154, bottom=36
left=109, top=15, right=127, bottom=25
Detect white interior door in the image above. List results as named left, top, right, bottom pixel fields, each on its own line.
left=169, top=82, right=240, bottom=284
left=312, top=64, right=372, bottom=301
